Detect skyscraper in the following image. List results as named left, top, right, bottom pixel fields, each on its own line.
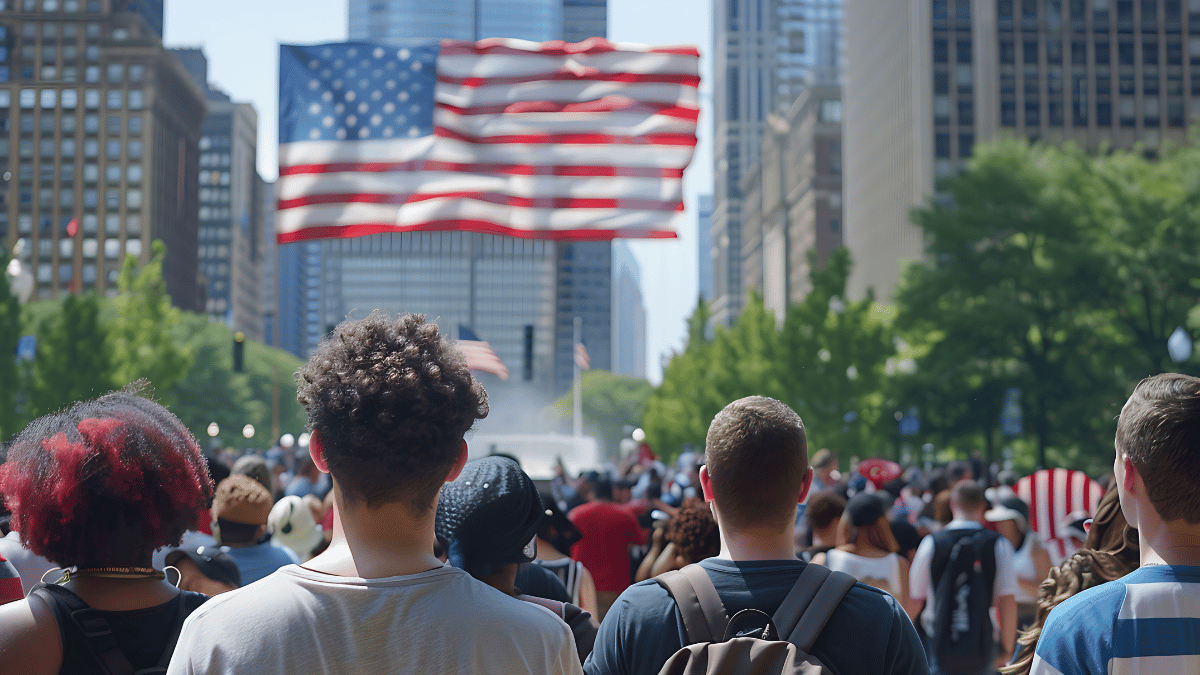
left=844, top=0, right=1198, bottom=300
left=1, top=1, right=205, bottom=310
left=173, top=47, right=264, bottom=340
left=611, top=241, right=646, bottom=379
left=710, top=0, right=843, bottom=327
left=327, top=0, right=612, bottom=399
left=696, top=193, right=713, bottom=302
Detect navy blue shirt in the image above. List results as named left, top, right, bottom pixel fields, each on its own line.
left=584, top=558, right=929, bottom=675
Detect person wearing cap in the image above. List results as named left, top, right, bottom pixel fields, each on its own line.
left=211, top=475, right=299, bottom=585
left=813, top=492, right=920, bottom=620
left=164, top=546, right=241, bottom=596
left=167, top=313, right=581, bottom=675
left=438, top=456, right=597, bottom=663
left=985, top=495, right=1050, bottom=627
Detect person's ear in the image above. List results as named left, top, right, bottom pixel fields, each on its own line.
left=699, top=464, right=714, bottom=502
left=1123, top=458, right=1138, bottom=494
left=446, top=440, right=469, bottom=483
left=310, top=431, right=329, bottom=474
left=798, top=467, right=814, bottom=504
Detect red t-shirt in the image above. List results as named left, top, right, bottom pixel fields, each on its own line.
left=569, top=501, right=647, bottom=593
left=0, top=553, right=23, bottom=606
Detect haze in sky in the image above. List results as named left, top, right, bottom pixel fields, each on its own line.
left=163, top=0, right=711, bottom=382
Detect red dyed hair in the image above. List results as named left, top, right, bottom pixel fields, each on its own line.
left=0, top=391, right=214, bottom=567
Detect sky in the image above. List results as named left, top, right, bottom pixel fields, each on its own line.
left=163, top=0, right=711, bottom=383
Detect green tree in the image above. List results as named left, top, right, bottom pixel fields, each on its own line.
left=29, top=293, right=115, bottom=415
left=644, top=250, right=897, bottom=461
left=0, top=250, right=22, bottom=441
left=109, top=242, right=193, bottom=404
left=549, top=370, right=655, bottom=458
left=895, top=139, right=1200, bottom=471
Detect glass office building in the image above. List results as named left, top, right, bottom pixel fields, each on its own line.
left=349, top=0, right=563, bottom=42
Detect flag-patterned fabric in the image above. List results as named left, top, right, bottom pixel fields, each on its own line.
left=457, top=326, right=509, bottom=380
left=574, top=342, right=590, bottom=370
left=0, top=554, right=22, bottom=606
left=1014, top=468, right=1104, bottom=547
left=277, top=38, right=700, bottom=244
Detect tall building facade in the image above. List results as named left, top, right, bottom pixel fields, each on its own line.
left=173, top=47, right=264, bottom=340
left=0, top=0, right=205, bottom=310
left=260, top=176, right=277, bottom=346
left=740, top=85, right=842, bottom=320
left=276, top=238, right=321, bottom=360
left=710, top=0, right=843, bottom=327
left=845, top=0, right=1199, bottom=300
left=696, top=193, right=714, bottom=302
left=332, top=0, right=612, bottom=399
left=611, top=241, right=645, bottom=378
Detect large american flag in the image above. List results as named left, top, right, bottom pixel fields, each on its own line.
left=457, top=325, right=510, bottom=380
left=277, top=38, right=700, bottom=243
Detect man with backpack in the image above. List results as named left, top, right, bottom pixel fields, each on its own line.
left=909, top=481, right=1018, bottom=675
left=584, top=396, right=927, bottom=675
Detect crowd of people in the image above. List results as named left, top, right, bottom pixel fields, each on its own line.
left=0, top=311, right=1195, bottom=674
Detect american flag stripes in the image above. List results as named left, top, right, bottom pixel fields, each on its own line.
left=574, top=342, right=590, bottom=370
left=277, top=38, right=700, bottom=244
left=457, top=326, right=510, bottom=380
left=1013, top=468, right=1104, bottom=564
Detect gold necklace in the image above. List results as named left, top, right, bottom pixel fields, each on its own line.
left=56, top=566, right=166, bottom=583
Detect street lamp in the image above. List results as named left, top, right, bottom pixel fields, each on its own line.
left=242, top=424, right=255, bottom=439
left=207, top=422, right=219, bottom=438
left=298, top=432, right=311, bottom=448
left=280, top=433, right=295, bottom=450
left=1168, top=326, right=1192, bottom=364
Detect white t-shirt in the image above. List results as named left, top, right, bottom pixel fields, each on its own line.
left=166, top=563, right=583, bottom=675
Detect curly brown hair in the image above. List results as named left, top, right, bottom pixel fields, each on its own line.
left=296, top=312, right=488, bottom=512
left=667, top=502, right=721, bottom=564
left=0, top=391, right=214, bottom=568
left=1001, top=488, right=1139, bottom=675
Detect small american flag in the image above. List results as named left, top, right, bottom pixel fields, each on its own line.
left=457, top=326, right=510, bottom=380
left=276, top=38, right=699, bottom=243
left=574, top=342, right=590, bottom=370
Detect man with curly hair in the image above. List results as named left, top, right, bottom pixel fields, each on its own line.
left=168, top=313, right=582, bottom=675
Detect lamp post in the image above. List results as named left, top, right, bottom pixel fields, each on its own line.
left=242, top=424, right=255, bottom=440
left=1168, top=326, right=1192, bottom=364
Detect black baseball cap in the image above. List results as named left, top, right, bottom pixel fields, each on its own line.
left=164, top=545, right=242, bottom=588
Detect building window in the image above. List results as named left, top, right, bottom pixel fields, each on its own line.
left=1144, top=67, right=1159, bottom=94
left=935, top=133, right=951, bottom=158
left=1025, top=98, right=1041, bottom=125
left=128, top=115, right=140, bottom=134
left=84, top=89, right=98, bottom=108
left=957, top=64, right=973, bottom=91
left=1024, top=41, right=1038, bottom=64
left=1167, top=98, right=1185, bottom=125
left=1143, top=40, right=1159, bottom=64
left=1001, top=40, right=1016, bottom=64
left=1119, top=39, right=1135, bottom=64
left=105, top=115, right=119, bottom=135
left=934, top=95, right=951, bottom=123
left=1049, top=99, right=1065, bottom=125
left=127, top=90, right=142, bottom=110
left=1047, top=40, right=1063, bottom=64
left=956, top=39, right=972, bottom=63
left=126, top=164, right=140, bottom=183
left=934, top=39, right=949, bottom=64
left=105, top=89, right=121, bottom=109
left=105, top=139, right=119, bottom=159
left=958, top=99, right=974, bottom=125
left=1119, top=97, right=1136, bottom=125
left=85, top=65, right=102, bottom=83
left=1096, top=40, right=1111, bottom=64
left=105, top=164, right=119, bottom=183
left=106, top=63, right=122, bottom=83
left=128, top=64, right=144, bottom=83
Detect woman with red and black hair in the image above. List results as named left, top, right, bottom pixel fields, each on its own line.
left=0, top=391, right=215, bottom=675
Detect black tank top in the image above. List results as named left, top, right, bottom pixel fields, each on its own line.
left=34, top=583, right=207, bottom=675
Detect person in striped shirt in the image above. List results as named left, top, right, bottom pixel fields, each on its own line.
left=1030, top=373, right=1200, bottom=675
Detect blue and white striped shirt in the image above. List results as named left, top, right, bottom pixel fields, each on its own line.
left=1030, top=565, right=1200, bottom=675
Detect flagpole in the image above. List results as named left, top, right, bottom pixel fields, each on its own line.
left=573, top=315, right=583, bottom=438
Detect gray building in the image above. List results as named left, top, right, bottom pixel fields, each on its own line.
left=611, top=241, right=645, bottom=379
left=697, top=193, right=713, bottom=302
left=1, top=1, right=205, bottom=310
left=332, top=0, right=612, bottom=399
left=173, top=47, right=264, bottom=341
left=260, top=176, right=277, bottom=346
left=710, top=0, right=842, bottom=327
left=844, top=0, right=1200, bottom=301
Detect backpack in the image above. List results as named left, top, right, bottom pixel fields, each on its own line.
left=929, top=528, right=999, bottom=675
left=30, top=582, right=194, bottom=675
left=654, top=563, right=857, bottom=675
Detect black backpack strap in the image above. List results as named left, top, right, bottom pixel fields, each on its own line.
left=148, top=593, right=188, bottom=673
left=771, top=564, right=857, bottom=653
left=30, top=583, right=135, bottom=675
left=656, top=564, right=729, bottom=644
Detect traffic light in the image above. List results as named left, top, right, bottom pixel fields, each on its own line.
left=233, top=331, right=245, bottom=373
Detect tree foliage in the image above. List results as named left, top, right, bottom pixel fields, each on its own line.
left=644, top=249, right=898, bottom=463
left=548, top=369, right=655, bottom=457
left=29, top=293, right=115, bottom=416
left=109, top=242, right=193, bottom=405
left=0, top=250, right=22, bottom=440
left=894, top=139, right=1200, bottom=472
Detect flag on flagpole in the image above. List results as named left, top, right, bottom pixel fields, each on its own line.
left=456, top=326, right=510, bottom=380
left=277, top=38, right=700, bottom=244
left=574, top=342, right=590, bottom=370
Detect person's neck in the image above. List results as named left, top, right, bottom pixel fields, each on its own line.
left=303, top=491, right=443, bottom=579
left=1137, top=516, right=1200, bottom=567
left=718, top=524, right=797, bottom=561
left=535, top=537, right=567, bottom=561
left=220, top=540, right=260, bottom=549
left=480, top=564, right=519, bottom=596
left=950, top=510, right=983, bottom=525
left=812, top=527, right=838, bottom=548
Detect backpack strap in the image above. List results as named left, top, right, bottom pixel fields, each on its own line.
left=31, top=584, right=135, bottom=675
left=771, top=564, right=857, bottom=653
left=148, top=592, right=188, bottom=673
left=656, top=564, right=730, bottom=644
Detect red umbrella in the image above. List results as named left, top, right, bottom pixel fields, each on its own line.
left=858, top=458, right=902, bottom=491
